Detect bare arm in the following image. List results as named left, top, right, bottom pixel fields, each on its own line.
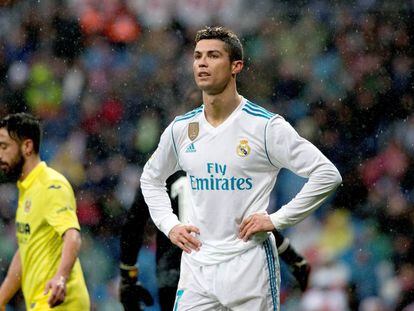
left=0, top=250, right=22, bottom=309
left=57, top=228, right=81, bottom=279
left=44, top=228, right=81, bottom=308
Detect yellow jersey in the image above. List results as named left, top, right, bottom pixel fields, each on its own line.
left=16, top=162, right=90, bottom=310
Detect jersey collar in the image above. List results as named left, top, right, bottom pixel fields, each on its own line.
left=17, top=161, right=47, bottom=191
left=201, top=96, right=245, bottom=133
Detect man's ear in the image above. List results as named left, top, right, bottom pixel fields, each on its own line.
left=21, top=139, right=34, bottom=157
left=231, top=60, right=244, bottom=75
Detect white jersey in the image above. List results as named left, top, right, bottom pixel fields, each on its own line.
left=141, top=97, right=342, bottom=265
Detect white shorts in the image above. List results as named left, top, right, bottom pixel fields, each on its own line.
left=173, top=237, right=280, bottom=311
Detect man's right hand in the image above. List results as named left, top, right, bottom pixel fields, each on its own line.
left=169, top=224, right=201, bottom=253
left=119, top=265, right=153, bottom=311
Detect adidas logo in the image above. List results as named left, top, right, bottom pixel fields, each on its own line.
left=185, top=143, right=196, bottom=153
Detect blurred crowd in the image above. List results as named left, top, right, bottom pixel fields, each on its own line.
left=0, top=0, right=413, bottom=310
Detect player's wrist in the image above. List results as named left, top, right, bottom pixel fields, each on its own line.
left=56, top=275, right=67, bottom=286
left=120, top=263, right=139, bottom=283
left=57, top=274, right=68, bottom=284
left=55, top=270, right=69, bottom=282
left=269, top=213, right=282, bottom=231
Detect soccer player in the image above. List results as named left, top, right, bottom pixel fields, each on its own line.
left=0, top=113, right=90, bottom=310
left=119, top=171, right=183, bottom=311
left=120, top=173, right=311, bottom=311
left=141, top=26, right=342, bottom=310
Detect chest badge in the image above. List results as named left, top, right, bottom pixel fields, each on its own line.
left=237, top=139, right=251, bottom=157
left=188, top=122, right=199, bottom=141
left=24, top=200, right=31, bottom=213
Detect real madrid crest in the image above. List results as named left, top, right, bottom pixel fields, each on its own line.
left=188, top=122, right=199, bottom=141
left=236, top=139, right=251, bottom=157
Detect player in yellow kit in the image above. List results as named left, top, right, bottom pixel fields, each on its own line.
left=0, top=113, right=90, bottom=310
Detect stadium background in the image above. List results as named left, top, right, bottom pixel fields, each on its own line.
left=0, top=0, right=413, bottom=310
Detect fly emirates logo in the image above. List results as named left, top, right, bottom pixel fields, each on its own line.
left=189, top=162, right=253, bottom=191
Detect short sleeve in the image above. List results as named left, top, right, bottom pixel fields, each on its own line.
left=44, top=181, right=80, bottom=236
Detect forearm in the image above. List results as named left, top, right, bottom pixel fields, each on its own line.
left=0, top=251, right=22, bottom=305
left=120, top=194, right=149, bottom=265
left=141, top=172, right=181, bottom=237
left=266, top=116, right=342, bottom=230
left=57, top=229, right=81, bottom=279
left=270, top=162, right=342, bottom=229
left=140, top=122, right=181, bottom=237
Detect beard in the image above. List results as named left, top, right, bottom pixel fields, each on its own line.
left=0, top=151, right=25, bottom=183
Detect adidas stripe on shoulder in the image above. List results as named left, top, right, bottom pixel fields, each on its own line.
left=242, top=101, right=275, bottom=120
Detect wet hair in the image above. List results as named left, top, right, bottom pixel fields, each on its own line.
left=0, top=113, right=41, bottom=153
left=195, top=26, right=244, bottom=62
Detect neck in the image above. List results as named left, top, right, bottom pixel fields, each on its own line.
left=203, top=84, right=241, bottom=127
left=20, top=156, right=41, bottom=181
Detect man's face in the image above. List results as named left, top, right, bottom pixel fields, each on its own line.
left=0, top=128, right=24, bottom=182
left=193, top=39, right=235, bottom=95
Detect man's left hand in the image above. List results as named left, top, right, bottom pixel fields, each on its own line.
left=44, top=275, right=66, bottom=308
left=239, top=212, right=275, bottom=241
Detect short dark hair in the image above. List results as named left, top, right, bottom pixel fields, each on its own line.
left=195, top=26, right=243, bottom=62
left=0, top=113, right=41, bottom=153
